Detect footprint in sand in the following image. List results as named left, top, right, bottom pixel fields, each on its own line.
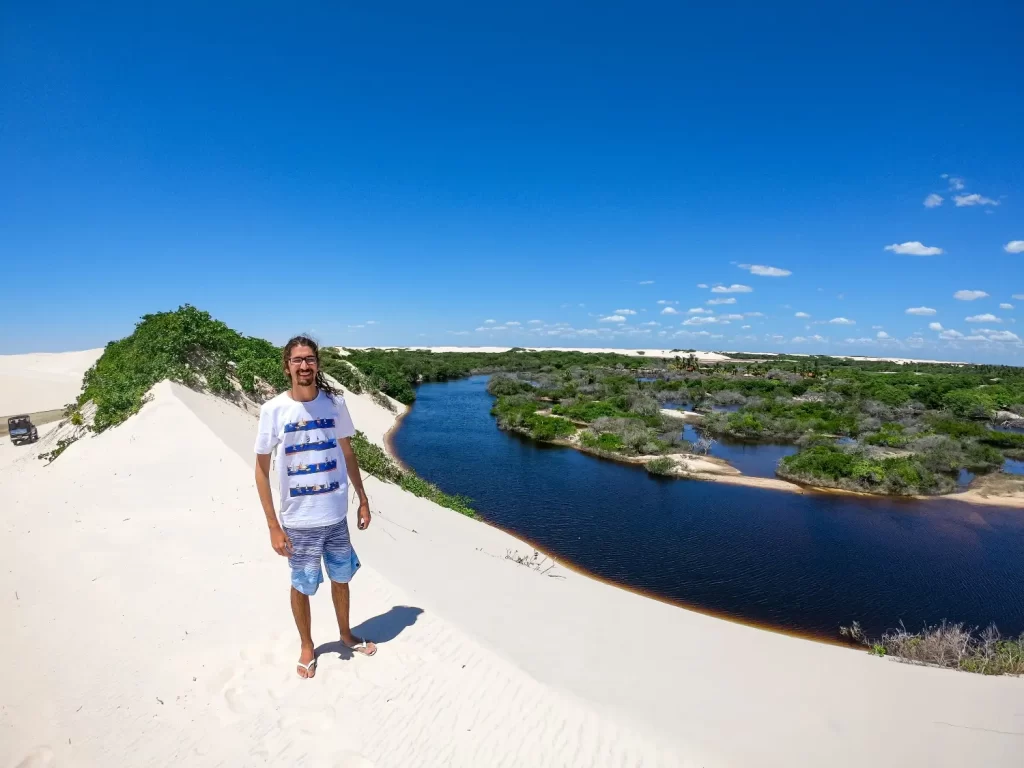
left=14, top=746, right=55, bottom=768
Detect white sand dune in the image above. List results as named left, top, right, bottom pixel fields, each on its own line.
left=2, top=362, right=1023, bottom=767
left=0, top=348, right=102, bottom=416
left=345, top=346, right=734, bottom=361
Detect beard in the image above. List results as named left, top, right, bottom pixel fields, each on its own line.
left=294, top=370, right=315, bottom=386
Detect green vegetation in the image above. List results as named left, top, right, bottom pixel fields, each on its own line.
left=347, top=348, right=1024, bottom=498
left=841, top=621, right=1024, bottom=676
left=350, top=431, right=474, bottom=516
left=778, top=445, right=951, bottom=496
left=80, top=305, right=288, bottom=431
left=644, top=456, right=676, bottom=476
left=62, top=306, right=472, bottom=514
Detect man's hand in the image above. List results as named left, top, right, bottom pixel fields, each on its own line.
left=270, top=525, right=292, bottom=557
left=357, top=499, right=371, bottom=530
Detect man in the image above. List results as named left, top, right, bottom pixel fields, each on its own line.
left=254, top=336, right=377, bottom=678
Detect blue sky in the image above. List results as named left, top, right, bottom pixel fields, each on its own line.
left=2, top=2, right=1022, bottom=362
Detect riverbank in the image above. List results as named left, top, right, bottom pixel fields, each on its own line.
left=4, top=357, right=1024, bottom=767
left=503, top=419, right=1024, bottom=509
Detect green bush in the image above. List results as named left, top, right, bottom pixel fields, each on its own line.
left=81, top=305, right=289, bottom=432
left=580, top=431, right=625, bottom=452
left=864, top=424, right=911, bottom=448
left=528, top=415, right=577, bottom=441
left=551, top=399, right=626, bottom=422
left=644, top=456, right=676, bottom=476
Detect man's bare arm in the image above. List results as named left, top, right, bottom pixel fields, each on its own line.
left=339, top=437, right=371, bottom=529
left=255, top=453, right=291, bottom=555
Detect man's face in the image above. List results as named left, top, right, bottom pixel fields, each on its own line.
left=287, top=345, right=318, bottom=386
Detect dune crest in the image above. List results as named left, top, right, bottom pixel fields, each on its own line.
left=2, top=371, right=1022, bottom=767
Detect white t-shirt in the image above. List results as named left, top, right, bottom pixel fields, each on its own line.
left=254, top=390, right=357, bottom=529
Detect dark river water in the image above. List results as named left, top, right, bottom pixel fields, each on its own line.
left=392, top=376, right=1024, bottom=641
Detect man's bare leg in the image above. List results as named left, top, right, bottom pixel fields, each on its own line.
left=291, top=587, right=316, bottom=678
left=330, top=581, right=376, bottom=655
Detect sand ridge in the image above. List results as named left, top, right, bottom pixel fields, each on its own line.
left=2, top=362, right=1023, bottom=767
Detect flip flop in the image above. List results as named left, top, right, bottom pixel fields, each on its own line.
left=344, top=639, right=377, bottom=657
left=297, top=658, right=317, bottom=678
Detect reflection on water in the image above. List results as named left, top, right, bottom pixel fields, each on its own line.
left=1005, top=458, right=1024, bottom=476
left=991, top=424, right=1024, bottom=435
left=680, top=424, right=797, bottom=478
left=393, top=376, right=1024, bottom=640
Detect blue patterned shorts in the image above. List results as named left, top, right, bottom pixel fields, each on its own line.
left=285, top=520, right=361, bottom=595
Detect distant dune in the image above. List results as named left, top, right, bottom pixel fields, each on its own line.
left=0, top=348, right=102, bottom=416
left=2, top=349, right=1022, bottom=766
left=346, top=345, right=735, bottom=361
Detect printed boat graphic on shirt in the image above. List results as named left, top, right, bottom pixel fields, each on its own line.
left=290, top=481, right=341, bottom=497
left=287, top=459, right=338, bottom=476
left=284, top=418, right=335, bottom=434
left=284, top=437, right=338, bottom=455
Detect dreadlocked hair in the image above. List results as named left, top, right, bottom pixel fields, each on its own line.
left=282, top=335, right=342, bottom=399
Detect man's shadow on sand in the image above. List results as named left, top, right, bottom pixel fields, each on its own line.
left=315, top=605, right=423, bottom=660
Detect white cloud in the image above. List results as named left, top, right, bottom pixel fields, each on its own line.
left=905, top=306, right=937, bottom=316
left=954, top=289, right=989, bottom=301
left=845, top=337, right=875, bottom=344
left=1014, top=294, right=1024, bottom=300
left=640, top=321, right=660, bottom=327
left=687, top=307, right=711, bottom=314
left=484, top=319, right=496, bottom=324
left=929, top=322, right=943, bottom=331
left=638, top=280, right=655, bottom=285
left=946, top=176, right=965, bottom=191
left=884, top=241, right=944, bottom=256
left=871, top=325, right=884, bottom=330
left=448, top=330, right=470, bottom=336
left=744, top=312, right=764, bottom=317
left=348, top=324, right=364, bottom=329
left=877, top=331, right=890, bottom=339
left=794, top=311, right=811, bottom=319
left=741, top=325, right=751, bottom=329
left=599, top=315, right=627, bottom=323
left=954, top=194, right=998, bottom=207
left=923, top=194, right=943, bottom=208
left=719, top=314, right=744, bottom=321
left=707, top=297, right=737, bottom=305
left=1000, top=303, right=1014, bottom=310
left=661, top=306, right=680, bottom=315
left=791, top=336, right=808, bottom=343
left=527, top=319, right=542, bottom=325
left=829, top=317, right=855, bottom=325
left=711, top=283, right=753, bottom=293
left=966, top=314, right=1001, bottom=323
left=506, top=321, right=521, bottom=326
left=939, top=329, right=964, bottom=339
left=614, top=309, right=637, bottom=315
left=738, top=264, right=792, bottom=277
left=1005, top=241, right=1024, bottom=254
left=696, top=283, right=708, bottom=289
left=964, top=335, right=988, bottom=341
left=656, top=300, right=678, bottom=305
left=988, top=330, right=1021, bottom=342
left=683, top=316, right=721, bottom=326
left=366, top=320, right=378, bottom=325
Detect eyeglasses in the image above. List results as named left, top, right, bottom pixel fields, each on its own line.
left=288, top=356, right=318, bottom=366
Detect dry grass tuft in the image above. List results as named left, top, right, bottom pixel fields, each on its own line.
left=841, top=620, right=1024, bottom=675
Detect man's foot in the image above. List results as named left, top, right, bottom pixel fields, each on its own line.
left=297, top=644, right=317, bottom=678
left=341, top=634, right=377, bottom=657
